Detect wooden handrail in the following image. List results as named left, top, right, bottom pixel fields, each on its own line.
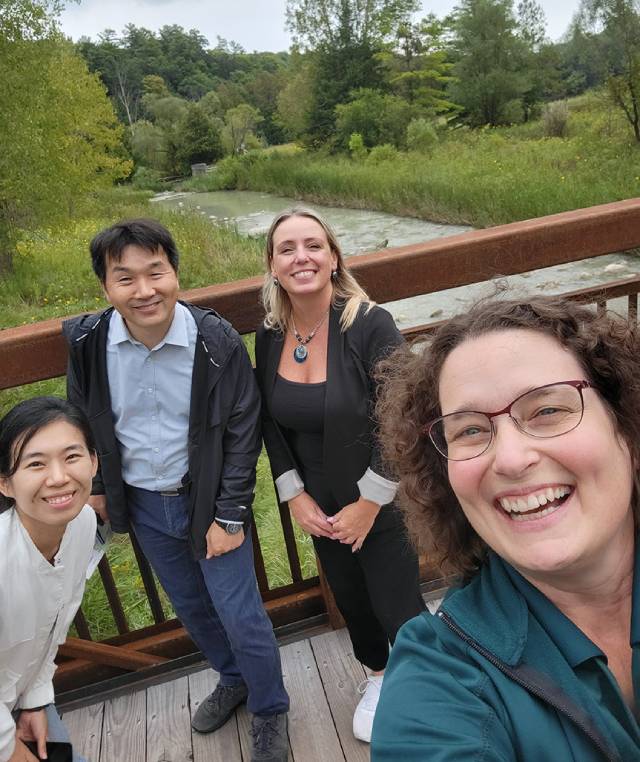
left=2, top=198, right=640, bottom=390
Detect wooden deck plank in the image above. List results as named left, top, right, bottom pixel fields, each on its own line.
left=310, top=629, right=369, bottom=762
left=146, top=676, right=192, bottom=762
left=280, top=639, right=344, bottom=761
left=189, top=668, right=243, bottom=762
left=101, top=689, right=145, bottom=762
left=62, top=701, right=103, bottom=761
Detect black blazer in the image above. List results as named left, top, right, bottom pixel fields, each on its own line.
left=255, top=303, right=403, bottom=509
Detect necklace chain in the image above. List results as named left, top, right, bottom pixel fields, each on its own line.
left=292, top=310, right=329, bottom=346
left=291, top=310, right=329, bottom=363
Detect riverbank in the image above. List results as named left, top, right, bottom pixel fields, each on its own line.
left=1, top=187, right=264, bottom=330
left=179, top=93, right=640, bottom=228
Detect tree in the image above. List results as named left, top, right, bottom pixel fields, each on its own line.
left=276, top=57, right=316, bottom=140
left=172, top=103, right=223, bottom=172
left=517, top=0, right=546, bottom=49
left=556, top=21, right=608, bottom=95
left=221, top=104, right=263, bottom=154
left=0, top=0, right=131, bottom=272
left=335, top=87, right=418, bottom=147
left=286, top=0, right=420, bottom=49
left=129, top=120, right=166, bottom=169
left=515, top=1, right=562, bottom=120
left=448, top=0, right=529, bottom=126
left=580, top=0, right=640, bottom=141
left=379, top=15, right=459, bottom=116
left=286, top=1, right=419, bottom=146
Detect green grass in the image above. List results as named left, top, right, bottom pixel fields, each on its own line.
left=188, top=92, right=640, bottom=228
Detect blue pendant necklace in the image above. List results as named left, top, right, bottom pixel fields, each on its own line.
left=292, top=310, right=329, bottom=363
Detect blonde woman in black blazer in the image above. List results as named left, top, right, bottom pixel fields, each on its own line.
left=255, top=207, right=424, bottom=744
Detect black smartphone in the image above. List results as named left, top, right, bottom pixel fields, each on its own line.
left=23, top=740, right=73, bottom=762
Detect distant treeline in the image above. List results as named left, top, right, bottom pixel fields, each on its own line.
left=73, top=0, right=638, bottom=181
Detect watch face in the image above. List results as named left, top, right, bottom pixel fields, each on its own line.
left=220, top=520, right=242, bottom=534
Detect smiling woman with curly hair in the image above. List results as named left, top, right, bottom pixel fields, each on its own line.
left=372, top=296, right=640, bottom=762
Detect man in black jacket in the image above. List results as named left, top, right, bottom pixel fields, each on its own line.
left=64, top=219, right=289, bottom=761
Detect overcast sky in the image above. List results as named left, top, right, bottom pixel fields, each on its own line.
left=59, top=0, right=580, bottom=51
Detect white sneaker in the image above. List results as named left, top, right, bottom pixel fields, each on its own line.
left=353, top=675, right=383, bottom=742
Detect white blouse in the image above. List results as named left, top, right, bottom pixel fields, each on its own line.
left=0, top=505, right=95, bottom=762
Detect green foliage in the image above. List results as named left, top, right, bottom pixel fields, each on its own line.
left=379, top=14, right=459, bottom=117
left=366, top=143, right=399, bottom=163
left=0, top=1, right=131, bottom=271
left=275, top=56, right=316, bottom=140
left=448, top=0, right=530, bottom=126
left=222, top=103, right=263, bottom=155
left=580, top=0, right=640, bottom=141
left=130, top=166, right=168, bottom=191
left=285, top=1, right=420, bottom=146
left=285, top=0, right=420, bottom=49
left=172, top=103, right=223, bottom=172
left=307, top=39, right=387, bottom=146
left=129, top=120, right=166, bottom=169
left=335, top=87, right=419, bottom=148
left=348, top=132, right=368, bottom=160
left=406, top=117, right=438, bottom=152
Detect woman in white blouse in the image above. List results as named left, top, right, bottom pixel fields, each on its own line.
left=0, top=397, right=97, bottom=762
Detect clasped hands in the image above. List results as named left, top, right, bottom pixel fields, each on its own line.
left=288, top=492, right=380, bottom=552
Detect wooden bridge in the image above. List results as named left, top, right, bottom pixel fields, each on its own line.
left=2, top=198, right=640, bottom=760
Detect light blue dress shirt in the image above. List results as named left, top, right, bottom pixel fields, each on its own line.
left=106, top=302, right=197, bottom=492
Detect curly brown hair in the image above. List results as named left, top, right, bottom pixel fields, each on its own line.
left=376, top=296, right=640, bottom=578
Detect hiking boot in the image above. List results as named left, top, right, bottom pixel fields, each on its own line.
left=353, top=675, right=383, bottom=742
left=192, top=682, right=248, bottom=733
left=250, top=712, right=289, bottom=761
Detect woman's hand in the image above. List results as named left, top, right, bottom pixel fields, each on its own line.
left=288, top=492, right=334, bottom=538
left=9, top=738, right=39, bottom=762
left=328, top=497, right=381, bottom=552
left=15, top=708, right=48, bottom=759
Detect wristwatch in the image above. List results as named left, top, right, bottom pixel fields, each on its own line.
left=215, top=519, right=243, bottom=535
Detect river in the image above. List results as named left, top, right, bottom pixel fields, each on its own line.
left=155, top=190, right=640, bottom=328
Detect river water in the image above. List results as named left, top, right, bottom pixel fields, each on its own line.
left=155, top=190, right=640, bottom=328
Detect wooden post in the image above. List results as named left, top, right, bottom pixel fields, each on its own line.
left=315, top=555, right=346, bottom=630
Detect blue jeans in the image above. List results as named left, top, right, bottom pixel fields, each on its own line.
left=126, top=486, right=289, bottom=716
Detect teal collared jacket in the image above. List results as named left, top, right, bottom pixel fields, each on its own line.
left=372, top=552, right=640, bottom=761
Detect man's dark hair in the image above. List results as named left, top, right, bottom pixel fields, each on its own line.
left=90, top=218, right=180, bottom=283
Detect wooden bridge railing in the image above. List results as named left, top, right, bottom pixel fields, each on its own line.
left=2, top=197, right=640, bottom=699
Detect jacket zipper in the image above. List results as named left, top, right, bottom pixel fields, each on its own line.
left=438, top=610, right=620, bottom=762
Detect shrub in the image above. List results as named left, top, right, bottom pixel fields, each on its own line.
left=130, top=166, right=167, bottom=191
left=348, top=132, right=368, bottom=161
left=542, top=101, right=570, bottom=138
left=366, top=144, right=399, bottom=165
left=406, top=118, right=438, bottom=154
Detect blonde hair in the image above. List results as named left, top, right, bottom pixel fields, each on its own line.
left=262, top=207, right=373, bottom=333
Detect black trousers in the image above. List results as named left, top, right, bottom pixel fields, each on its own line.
left=312, top=508, right=425, bottom=671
